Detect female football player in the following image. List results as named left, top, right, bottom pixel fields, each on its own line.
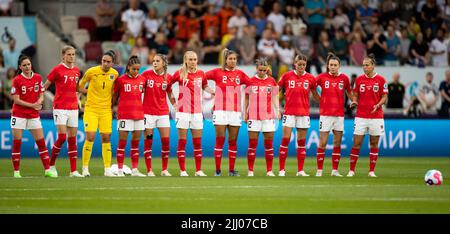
left=347, top=54, right=388, bottom=177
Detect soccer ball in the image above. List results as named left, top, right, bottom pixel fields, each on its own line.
left=424, top=170, right=443, bottom=186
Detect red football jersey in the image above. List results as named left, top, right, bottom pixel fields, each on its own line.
left=11, top=73, right=45, bottom=118
left=47, top=63, right=80, bottom=110
left=245, top=75, right=278, bottom=120
left=278, top=70, right=316, bottom=116
left=114, top=74, right=145, bottom=120
left=205, top=68, right=249, bottom=112
left=169, top=69, right=207, bottom=114
left=142, top=69, right=172, bottom=115
left=354, top=73, right=388, bottom=119
left=316, top=72, right=351, bottom=117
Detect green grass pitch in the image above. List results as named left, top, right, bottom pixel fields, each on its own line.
left=0, top=157, right=449, bottom=214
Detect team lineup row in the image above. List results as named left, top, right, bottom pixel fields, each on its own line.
left=9, top=46, right=388, bottom=178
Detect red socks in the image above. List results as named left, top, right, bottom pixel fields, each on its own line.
left=50, top=133, right=66, bottom=166
left=349, top=148, right=360, bottom=172
left=144, top=139, right=152, bottom=172
left=161, top=137, right=170, bottom=171
left=279, top=137, right=290, bottom=171
left=193, top=137, right=202, bottom=171
left=228, top=140, right=237, bottom=172
left=116, top=139, right=127, bottom=169
left=297, top=139, right=306, bottom=172
left=247, top=139, right=258, bottom=171
left=214, top=137, right=225, bottom=171
left=67, top=136, right=77, bottom=172
left=316, top=147, right=325, bottom=170
left=130, top=140, right=140, bottom=169
left=332, top=146, right=341, bottom=170
left=369, top=148, right=379, bottom=172
left=177, top=139, right=187, bottom=171
left=36, top=138, right=50, bottom=170
left=12, top=139, right=21, bottom=171
left=264, top=139, right=273, bottom=172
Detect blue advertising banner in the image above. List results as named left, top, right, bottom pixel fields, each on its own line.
left=0, top=119, right=449, bottom=158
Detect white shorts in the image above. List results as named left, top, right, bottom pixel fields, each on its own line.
left=144, top=114, right=170, bottom=129
left=319, top=116, right=344, bottom=132
left=53, top=109, right=78, bottom=127
left=117, top=119, right=145, bottom=131
left=212, top=110, right=242, bottom=126
left=247, top=119, right=276, bottom=132
left=10, top=117, right=42, bottom=130
left=354, top=117, right=385, bottom=136
left=282, top=115, right=310, bottom=129
left=175, top=112, right=203, bottom=130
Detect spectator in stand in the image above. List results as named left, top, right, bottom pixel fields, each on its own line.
left=293, top=24, right=321, bottom=74
left=379, top=0, right=397, bottom=26
left=332, top=29, right=349, bottom=65
left=348, top=20, right=367, bottom=43
left=429, top=28, right=449, bottom=67
left=239, top=25, right=257, bottom=65
left=228, top=8, right=248, bottom=39
left=174, top=4, right=189, bottom=42
left=186, top=32, right=203, bottom=63
left=242, top=0, right=260, bottom=17
left=123, top=0, right=148, bottom=14
left=406, top=16, right=421, bottom=41
left=187, top=0, right=208, bottom=16
left=387, top=72, right=405, bottom=109
left=267, top=2, right=286, bottom=36
left=420, top=0, right=442, bottom=34
left=249, top=5, right=268, bottom=40
left=281, top=23, right=295, bottom=42
left=187, top=10, right=201, bottom=39
left=399, top=27, right=412, bottom=66
left=286, top=6, right=305, bottom=37
left=276, top=35, right=295, bottom=78
left=409, top=32, right=430, bottom=67
left=284, top=0, right=304, bottom=16
left=384, top=25, right=401, bottom=66
left=1, top=67, right=15, bottom=110
left=144, top=7, right=162, bottom=48
left=2, top=38, right=20, bottom=69
left=115, top=33, right=132, bottom=65
left=438, top=70, right=450, bottom=118
left=417, top=72, right=440, bottom=114
left=332, top=6, right=351, bottom=34
left=221, top=26, right=238, bottom=58
left=257, top=28, right=279, bottom=66
left=147, top=0, right=169, bottom=18
left=366, top=24, right=387, bottom=65
left=121, top=0, right=146, bottom=40
left=0, top=0, right=12, bottom=16
left=218, top=0, right=234, bottom=37
left=96, top=0, right=115, bottom=41
left=201, top=4, right=220, bottom=40
left=170, top=40, right=185, bottom=64
left=202, top=27, right=222, bottom=64
left=349, top=32, right=367, bottom=66
left=305, top=0, right=326, bottom=43
left=316, top=30, right=333, bottom=69
left=131, top=36, right=151, bottom=66
left=152, top=32, right=170, bottom=56
left=356, top=0, right=376, bottom=28
left=443, top=0, right=450, bottom=26
left=423, top=27, right=434, bottom=44
left=264, top=21, right=280, bottom=40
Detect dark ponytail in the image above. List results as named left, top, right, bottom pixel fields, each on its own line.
left=126, top=55, right=141, bottom=74
left=15, top=54, right=33, bottom=76
left=326, top=52, right=340, bottom=73
left=104, top=50, right=116, bottom=63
